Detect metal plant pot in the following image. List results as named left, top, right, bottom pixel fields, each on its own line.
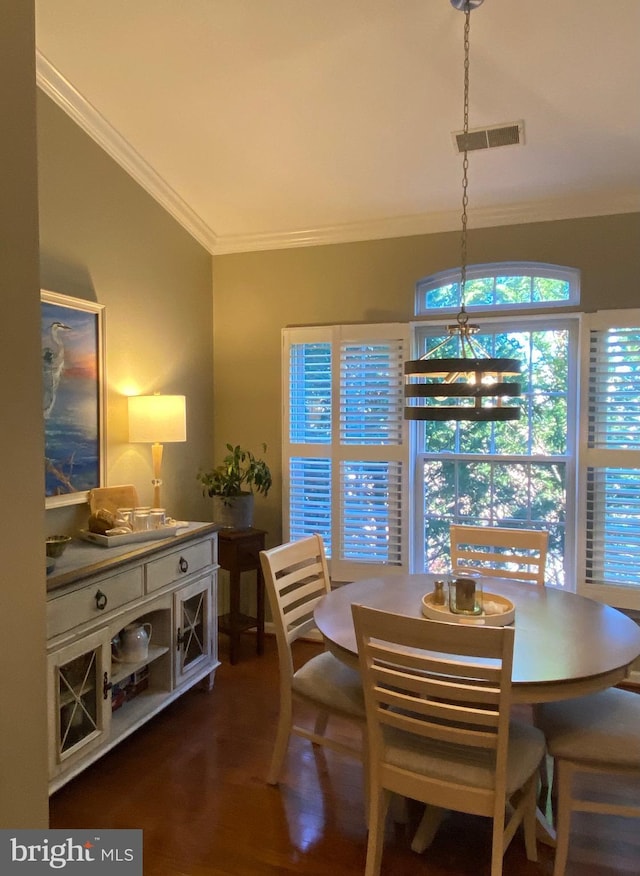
left=210, top=493, right=254, bottom=529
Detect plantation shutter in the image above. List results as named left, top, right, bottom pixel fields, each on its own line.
left=284, top=328, right=333, bottom=552
left=579, top=310, right=640, bottom=609
left=282, top=323, right=410, bottom=581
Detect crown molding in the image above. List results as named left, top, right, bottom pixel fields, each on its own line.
left=212, top=191, right=640, bottom=255
left=36, top=51, right=217, bottom=254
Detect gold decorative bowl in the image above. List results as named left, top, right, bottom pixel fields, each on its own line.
left=46, top=535, right=72, bottom=558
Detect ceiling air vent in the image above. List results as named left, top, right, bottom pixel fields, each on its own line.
left=452, top=120, right=525, bottom=153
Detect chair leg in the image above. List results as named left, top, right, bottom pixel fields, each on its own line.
left=411, top=805, right=447, bottom=853
left=361, top=734, right=370, bottom=829
left=550, top=756, right=558, bottom=821
left=313, top=709, right=329, bottom=739
left=523, top=774, right=539, bottom=862
left=490, top=814, right=506, bottom=876
left=538, top=755, right=551, bottom=808
left=364, top=786, right=390, bottom=876
left=552, top=760, right=573, bottom=876
left=267, top=697, right=293, bottom=785
left=389, top=793, right=409, bottom=825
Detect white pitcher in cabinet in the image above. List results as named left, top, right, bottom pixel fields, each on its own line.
left=115, top=622, right=152, bottom=663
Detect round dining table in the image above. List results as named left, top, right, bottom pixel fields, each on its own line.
left=314, top=574, right=640, bottom=705
left=314, top=573, right=640, bottom=851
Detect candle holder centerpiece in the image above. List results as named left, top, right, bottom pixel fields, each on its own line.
left=448, top=574, right=483, bottom=616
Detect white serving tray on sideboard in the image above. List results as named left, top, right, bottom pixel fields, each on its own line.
left=79, top=526, right=183, bottom=548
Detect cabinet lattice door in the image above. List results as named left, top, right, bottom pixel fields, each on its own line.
left=175, top=573, right=214, bottom=684
left=47, top=628, right=111, bottom=778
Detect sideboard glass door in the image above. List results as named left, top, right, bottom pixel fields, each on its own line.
left=47, top=629, right=111, bottom=779
left=174, top=573, right=214, bottom=685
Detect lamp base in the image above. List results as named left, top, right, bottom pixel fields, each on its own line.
left=151, top=443, right=164, bottom=509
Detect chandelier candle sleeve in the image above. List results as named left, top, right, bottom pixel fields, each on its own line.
left=448, top=575, right=483, bottom=615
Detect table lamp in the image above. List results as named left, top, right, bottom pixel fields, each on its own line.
left=128, top=394, right=187, bottom=508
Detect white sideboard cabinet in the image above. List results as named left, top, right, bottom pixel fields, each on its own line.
left=45, top=522, right=219, bottom=794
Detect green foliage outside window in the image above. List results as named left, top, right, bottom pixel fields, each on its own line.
left=418, top=318, right=571, bottom=586
left=420, top=271, right=572, bottom=312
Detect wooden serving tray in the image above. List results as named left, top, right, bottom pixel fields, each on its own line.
left=421, top=591, right=515, bottom=626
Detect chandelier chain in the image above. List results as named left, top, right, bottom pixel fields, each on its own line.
left=460, top=6, right=471, bottom=306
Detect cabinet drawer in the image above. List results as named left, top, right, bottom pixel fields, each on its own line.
left=47, top=567, right=143, bottom=639
left=146, top=538, right=215, bottom=593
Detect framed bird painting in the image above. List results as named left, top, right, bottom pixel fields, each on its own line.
left=41, top=290, right=106, bottom=508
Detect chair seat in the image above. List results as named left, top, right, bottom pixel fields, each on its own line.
left=383, top=718, right=545, bottom=795
left=293, top=650, right=365, bottom=718
left=535, top=688, right=640, bottom=766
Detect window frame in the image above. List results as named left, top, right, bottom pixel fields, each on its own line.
left=410, top=312, right=580, bottom=587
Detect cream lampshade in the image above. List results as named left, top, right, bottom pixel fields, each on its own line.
left=128, top=394, right=187, bottom=508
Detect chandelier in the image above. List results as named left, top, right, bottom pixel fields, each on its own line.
left=404, top=0, right=522, bottom=423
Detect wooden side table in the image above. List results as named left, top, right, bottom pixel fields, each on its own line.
left=217, top=527, right=266, bottom=665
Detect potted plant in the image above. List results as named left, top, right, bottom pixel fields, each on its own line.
left=197, top=443, right=272, bottom=529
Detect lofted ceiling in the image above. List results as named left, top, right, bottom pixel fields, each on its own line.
left=35, top=0, right=640, bottom=254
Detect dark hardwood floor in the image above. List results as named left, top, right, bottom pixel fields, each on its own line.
left=50, top=634, right=639, bottom=875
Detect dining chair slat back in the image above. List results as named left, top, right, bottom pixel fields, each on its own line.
left=352, top=603, right=545, bottom=876
left=260, top=534, right=366, bottom=790
left=450, top=524, right=549, bottom=586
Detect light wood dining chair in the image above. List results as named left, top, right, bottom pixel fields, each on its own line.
left=450, top=524, right=551, bottom=798
left=534, top=687, right=640, bottom=876
left=450, top=524, right=549, bottom=586
left=352, top=603, right=545, bottom=876
left=260, top=534, right=366, bottom=787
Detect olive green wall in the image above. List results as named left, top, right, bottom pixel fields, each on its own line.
left=0, top=0, right=49, bottom=828
left=212, top=212, right=640, bottom=547
left=0, top=66, right=216, bottom=824
left=38, top=93, right=215, bottom=533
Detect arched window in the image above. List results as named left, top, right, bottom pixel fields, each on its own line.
left=415, top=262, right=579, bottom=315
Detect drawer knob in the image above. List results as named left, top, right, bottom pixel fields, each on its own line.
left=179, top=556, right=189, bottom=574
left=95, top=589, right=108, bottom=610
